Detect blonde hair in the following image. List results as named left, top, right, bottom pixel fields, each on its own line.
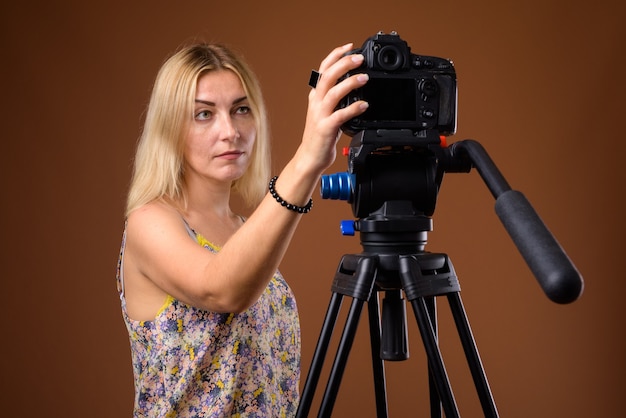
left=126, top=43, right=270, bottom=216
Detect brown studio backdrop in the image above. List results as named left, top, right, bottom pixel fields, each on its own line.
left=1, top=1, right=624, bottom=416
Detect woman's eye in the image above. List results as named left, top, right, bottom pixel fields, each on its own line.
left=195, top=110, right=212, bottom=120
left=236, top=106, right=251, bottom=115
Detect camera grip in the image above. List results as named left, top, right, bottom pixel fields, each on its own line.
left=495, top=190, right=584, bottom=304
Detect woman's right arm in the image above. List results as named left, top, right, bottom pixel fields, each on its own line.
left=126, top=44, right=369, bottom=314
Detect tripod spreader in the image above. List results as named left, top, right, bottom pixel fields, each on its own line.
left=296, top=248, right=498, bottom=418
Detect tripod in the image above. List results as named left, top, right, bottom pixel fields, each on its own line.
left=295, top=201, right=498, bottom=418
left=295, top=138, right=583, bottom=417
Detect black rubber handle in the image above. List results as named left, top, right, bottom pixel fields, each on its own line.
left=495, top=190, right=584, bottom=304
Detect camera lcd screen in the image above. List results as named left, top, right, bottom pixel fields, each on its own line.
left=361, top=78, right=416, bottom=122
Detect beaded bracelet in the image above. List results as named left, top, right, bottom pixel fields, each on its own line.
left=268, top=176, right=313, bottom=214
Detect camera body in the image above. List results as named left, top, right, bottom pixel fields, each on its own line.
left=339, top=32, right=457, bottom=136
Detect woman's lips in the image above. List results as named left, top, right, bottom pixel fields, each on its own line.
left=216, top=150, right=243, bottom=160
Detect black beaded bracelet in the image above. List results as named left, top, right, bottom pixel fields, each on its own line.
left=268, top=176, right=313, bottom=214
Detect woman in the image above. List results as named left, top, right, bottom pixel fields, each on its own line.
left=116, top=41, right=369, bottom=416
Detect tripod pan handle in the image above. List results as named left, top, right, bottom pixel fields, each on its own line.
left=495, top=190, right=584, bottom=304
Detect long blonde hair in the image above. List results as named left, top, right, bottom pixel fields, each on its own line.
left=126, top=43, right=270, bottom=216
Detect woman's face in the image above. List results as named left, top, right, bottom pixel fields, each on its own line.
left=183, top=69, right=256, bottom=186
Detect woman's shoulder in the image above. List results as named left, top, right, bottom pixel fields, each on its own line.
left=126, top=200, right=185, bottom=237
left=128, top=200, right=179, bottom=222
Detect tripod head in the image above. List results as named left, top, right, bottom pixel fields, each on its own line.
left=321, top=128, right=584, bottom=304
left=322, top=129, right=459, bottom=219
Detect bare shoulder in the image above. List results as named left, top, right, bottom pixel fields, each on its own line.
left=125, top=200, right=196, bottom=270
left=123, top=201, right=204, bottom=320
left=127, top=200, right=180, bottom=232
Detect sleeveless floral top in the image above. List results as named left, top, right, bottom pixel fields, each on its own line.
left=116, top=223, right=301, bottom=417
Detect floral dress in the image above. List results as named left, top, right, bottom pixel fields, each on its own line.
left=116, top=223, right=301, bottom=417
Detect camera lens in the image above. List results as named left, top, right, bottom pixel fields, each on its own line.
left=376, top=45, right=403, bottom=71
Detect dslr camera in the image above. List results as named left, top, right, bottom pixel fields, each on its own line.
left=339, top=32, right=457, bottom=136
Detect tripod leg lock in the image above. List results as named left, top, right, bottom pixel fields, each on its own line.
left=399, top=254, right=460, bottom=300
left=331, top=254, right=378, bottom=301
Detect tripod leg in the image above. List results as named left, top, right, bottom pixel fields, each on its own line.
left=297, top=255, right=379, bottom=417
left=319, top=297, right=366, bottom=417
left=447, top=293, right=499, bottom=417
left=410, top=297, right=460, bottom=418
left=297, top=293, right=344, bottom=418
left=399, top=255, right=460, bottom=418
left=367, top=292, right=389, bottom=418
left=425, top=297, right=442, bottom=418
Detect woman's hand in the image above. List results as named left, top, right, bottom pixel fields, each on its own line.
left=295, top=43, right=369, bottom=176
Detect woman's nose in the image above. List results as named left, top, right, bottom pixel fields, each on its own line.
left=217, top=113, right=239, bottom=141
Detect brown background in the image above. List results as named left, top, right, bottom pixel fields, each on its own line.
left=1, top=0, right=624, bottom=416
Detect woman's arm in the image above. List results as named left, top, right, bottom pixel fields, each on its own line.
left=127, top=43, right=369, bottom=314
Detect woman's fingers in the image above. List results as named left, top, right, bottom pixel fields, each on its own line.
left=298, top=42, right=370, bottom=172
left=318, top=43, right=354, bottom=75
left=308, top=43, right=369, bottom=121
left=314, top=52, right=364, bottom=95
left=327, top=72, right=369, bottom=106
left=328, top=90, right=369, bottom=125
left=309, top=69, right=369, bottom=131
